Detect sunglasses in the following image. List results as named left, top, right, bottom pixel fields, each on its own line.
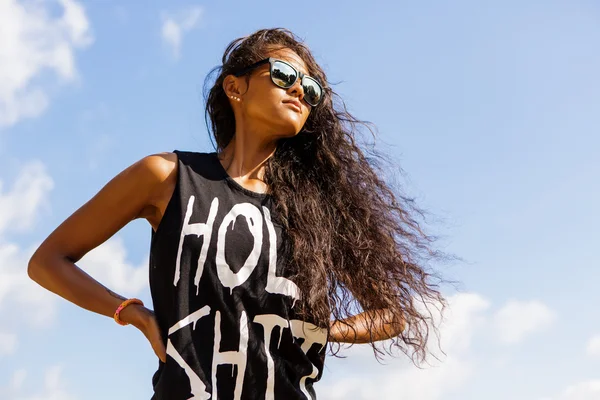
left=234, top=57, right=324, bottom=107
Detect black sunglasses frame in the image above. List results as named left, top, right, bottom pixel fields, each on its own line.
left=233, top=57, right=324, bottom=107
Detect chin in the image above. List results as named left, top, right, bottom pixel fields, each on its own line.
left=273, top=119, right=304, bottom=137
left=261, top=109, right=304, bottom=136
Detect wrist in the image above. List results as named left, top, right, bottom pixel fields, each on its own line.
left=118, top=303, right=148, bottom=329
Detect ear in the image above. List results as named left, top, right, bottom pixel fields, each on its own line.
left=223, top=74, right=247, bottom=100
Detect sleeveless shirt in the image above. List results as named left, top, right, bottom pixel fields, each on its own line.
left=148, top=150, right=328, bottom=400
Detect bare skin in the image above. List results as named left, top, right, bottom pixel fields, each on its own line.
left=27, top=48, right=402, bottom=365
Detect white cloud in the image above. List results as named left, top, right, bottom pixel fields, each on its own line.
left=0, top=240, right=63, bottom=328
left=161, top=6, right=203, bottom=59
left=10, top=369, right=26, bottom=390
left=78, top=236, right=149, bottom=296
left=318, top=295, right=565, bottom=399
left=1, top=365, right=76, bottom=400
left=0, top=161, right=54, bottom=237
left=321, top=356, right=471, bottom=400
left=493, top=299, right=556, bottom=344
left=0, top=331, right=18, bottom=356
left=0, top=0, right=93, bottom=128
left=586, top=334, right=600, bottom=357
left=0, top=161, right=56, bottom=327
left=559, top=380, right=600, bottom=400
left=319, top=293, right=490, bottom=400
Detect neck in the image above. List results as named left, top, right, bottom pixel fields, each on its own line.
left=218, top=123, right=278, bottom=192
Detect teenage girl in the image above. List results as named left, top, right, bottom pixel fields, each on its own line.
left=28, top=28, right=446, bottom=399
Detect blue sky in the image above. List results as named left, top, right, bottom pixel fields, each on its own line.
left=1, top=0, right=599, bottom=399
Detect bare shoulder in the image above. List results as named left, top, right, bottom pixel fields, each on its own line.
left=137, top=152, right=179, bottom=231
left=121, top=151, right=179, bottom=211
left=139, top=152, right=178, bottom=182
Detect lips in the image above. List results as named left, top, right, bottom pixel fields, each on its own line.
left=282, top=99, right=302, bottom=112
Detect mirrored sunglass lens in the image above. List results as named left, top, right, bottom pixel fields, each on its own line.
left=272, top=61, right=297, bottom=88
left=303, top=78, right=322, bottom=105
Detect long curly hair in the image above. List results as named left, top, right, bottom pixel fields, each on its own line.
left=204, top=28, right=451, bottom=363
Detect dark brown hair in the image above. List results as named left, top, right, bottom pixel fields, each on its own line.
left=204, top=28, right=451, bottom=363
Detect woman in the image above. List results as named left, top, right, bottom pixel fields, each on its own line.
left=28, top=28, right=446, bottom=399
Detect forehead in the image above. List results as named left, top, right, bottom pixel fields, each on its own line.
left=266, top=47, right=309, bottom=75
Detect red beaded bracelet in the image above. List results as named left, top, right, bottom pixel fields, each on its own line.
left=114, top=298, right=144, bottom=326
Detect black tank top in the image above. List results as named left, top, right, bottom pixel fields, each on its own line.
left=149, top=150, right=328, bottom=400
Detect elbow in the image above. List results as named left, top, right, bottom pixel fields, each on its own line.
left=27, top=248, right=56, bottom=284
left=27, top=252, right=44, bottom=283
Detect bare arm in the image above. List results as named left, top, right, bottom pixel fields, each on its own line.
left=329, top=308, right=405, bottom=344
left=27, top=152, right=178, bottom=361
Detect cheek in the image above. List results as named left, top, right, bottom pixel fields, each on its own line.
left=244, top=83, right=280, bottom=113
left=245, top=87, right=308, bottom=130
left=258, top=91, right=283, bottom=114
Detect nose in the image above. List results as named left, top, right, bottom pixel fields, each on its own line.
left=287, top=78, right=305, bottom=102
